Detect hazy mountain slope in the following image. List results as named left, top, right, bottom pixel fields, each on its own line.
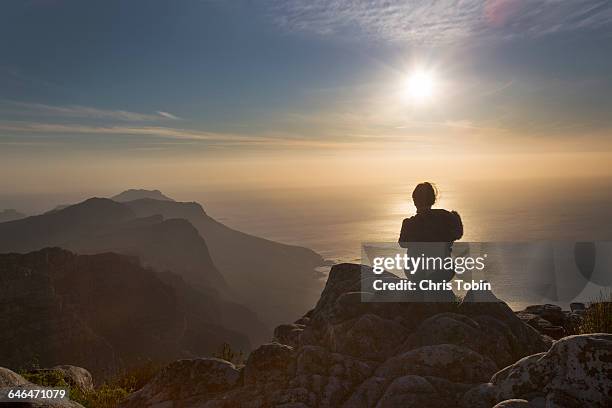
left=121, top=197, right=326, bottom=327
left=0, top=198, right=269, bottom=345
left=0, top=209, right=26, bottom=223
left=0, top=198, right=227, bottom=293
left=0, top=198, right=134, bottom=253
left=0, top=248, right=251, bottom=380
left=68, top=214, right=228, bottom=292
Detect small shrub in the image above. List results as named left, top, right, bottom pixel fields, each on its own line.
left=20, top=370, right=69, bottom=388
left=106, top=360, right=165, bottom=392
left=213, top=342, right=244, bottom=365
left=23, top=361, right=165, bottom=408
left=70, top=384, right=129, bottom=408
left=578, top=290, right=612, bottom=334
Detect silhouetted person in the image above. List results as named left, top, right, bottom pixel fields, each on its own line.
left=399, top=182, right=463, bottom=284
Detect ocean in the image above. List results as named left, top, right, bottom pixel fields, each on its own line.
left=190, top=178, right=612, bottom=261
left=188, top=177, right=612, bottom=309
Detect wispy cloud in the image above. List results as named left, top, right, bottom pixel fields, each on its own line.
left=0, top=101, right=181, bottom=122
left=0, top=121, right=365, bottom=149
left=268, top=0, right=612, bottom=44
left=0, top=122, right=260, bottom=142
left=156, top=111, right=181, bottom=120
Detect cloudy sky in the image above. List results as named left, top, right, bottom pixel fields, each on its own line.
left=1, top=0, right=612, bottom=193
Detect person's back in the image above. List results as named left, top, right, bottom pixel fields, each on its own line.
left=398, top=182, right=463, bottom=286
left=399, top=208, right=463, bottom=245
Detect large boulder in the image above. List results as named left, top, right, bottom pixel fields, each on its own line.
left=461, top=382, right=498, bottom=408
left=492, top=352, right=551, bottom=399
left=398, top=312, right=516, bottom=368
left=274, top=323, right=305, bottom=348
left=375, top=344, right=497, bottom=384
left=120, top=358, right=241, bottom=408
left=0, top=366, right=85, bottom=407
left=290, top=345, right=374, bottom=406
left=374, top=375, right=443, bottom=408
left=244, top=342, right=296, bottom=385
left=515, top=304, right=584, bottom=339
left=325, top=313, right=407, bottom=361
left=0, top=367, right=29, bottom=387
left=493, top=400, right=532, bottom=408
left=523, top=305, right=565, bottom=326
left=463, top=334, right=612, bottom=408
left=539, top=334, right=612, bottom=407
left=459, top=294, right=551, bottom=360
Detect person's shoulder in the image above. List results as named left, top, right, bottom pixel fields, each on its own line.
left=431, top=208, right=452, bottom=215
left=402, top=214, right=418, bottom=223
left=431, top=208, right=461, bottom=218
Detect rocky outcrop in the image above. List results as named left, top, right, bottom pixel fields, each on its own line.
left=0, top=367, right=29, bottom=387
left=0, top=367, right=84, bottom=407
left=464, top=333, right=612, bottom=408
left=120, top=263, right=602, bottom=408
left=0, top=248, right=253, bottom=380
left=515, top=304, right=585, bottom=340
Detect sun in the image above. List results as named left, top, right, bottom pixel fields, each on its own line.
left=403, top=70, right=436, bottom=103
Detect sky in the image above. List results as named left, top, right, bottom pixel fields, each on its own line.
left=1, top=0, right=612, bottom=194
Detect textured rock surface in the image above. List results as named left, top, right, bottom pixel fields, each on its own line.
left=0, top=367, right=29, bottom=387
left=464, top=334, right=612, bottom=408
left=375, top=344, right=497, bottom=383
left=0, top=367, right=85, bottom=407
left=493, top=400, right=531, bottom=408
left=120, top=263, right=581, bottom=408
left=245, top=342, right=295, bottom=385
left=515, top=304, right=585, bottom=340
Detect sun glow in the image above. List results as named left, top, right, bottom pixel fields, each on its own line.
left=403, top=69, right=436, bottom=103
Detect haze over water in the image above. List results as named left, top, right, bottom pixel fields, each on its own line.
left=191, top=177, right=612, bottom=263
left=188, top=177, right=612, bottom=310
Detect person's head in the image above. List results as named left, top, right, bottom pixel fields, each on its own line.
left=412, top=182, right=437, bottom=211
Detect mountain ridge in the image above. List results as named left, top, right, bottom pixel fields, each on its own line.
left=0, top=198, right=270, bottom=346
left=118, top=192, right=326, bottom=328
left=0, top=247, right=254, bottom=381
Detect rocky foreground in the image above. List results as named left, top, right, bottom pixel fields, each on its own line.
left=0, top=365, right=89, bottom=407
left=0, top=263, right=609, bottom=407
left=116, top=263, right=612, bottom=408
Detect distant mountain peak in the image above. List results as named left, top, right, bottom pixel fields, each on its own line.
left=111, top=189, right=174, bottom=202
